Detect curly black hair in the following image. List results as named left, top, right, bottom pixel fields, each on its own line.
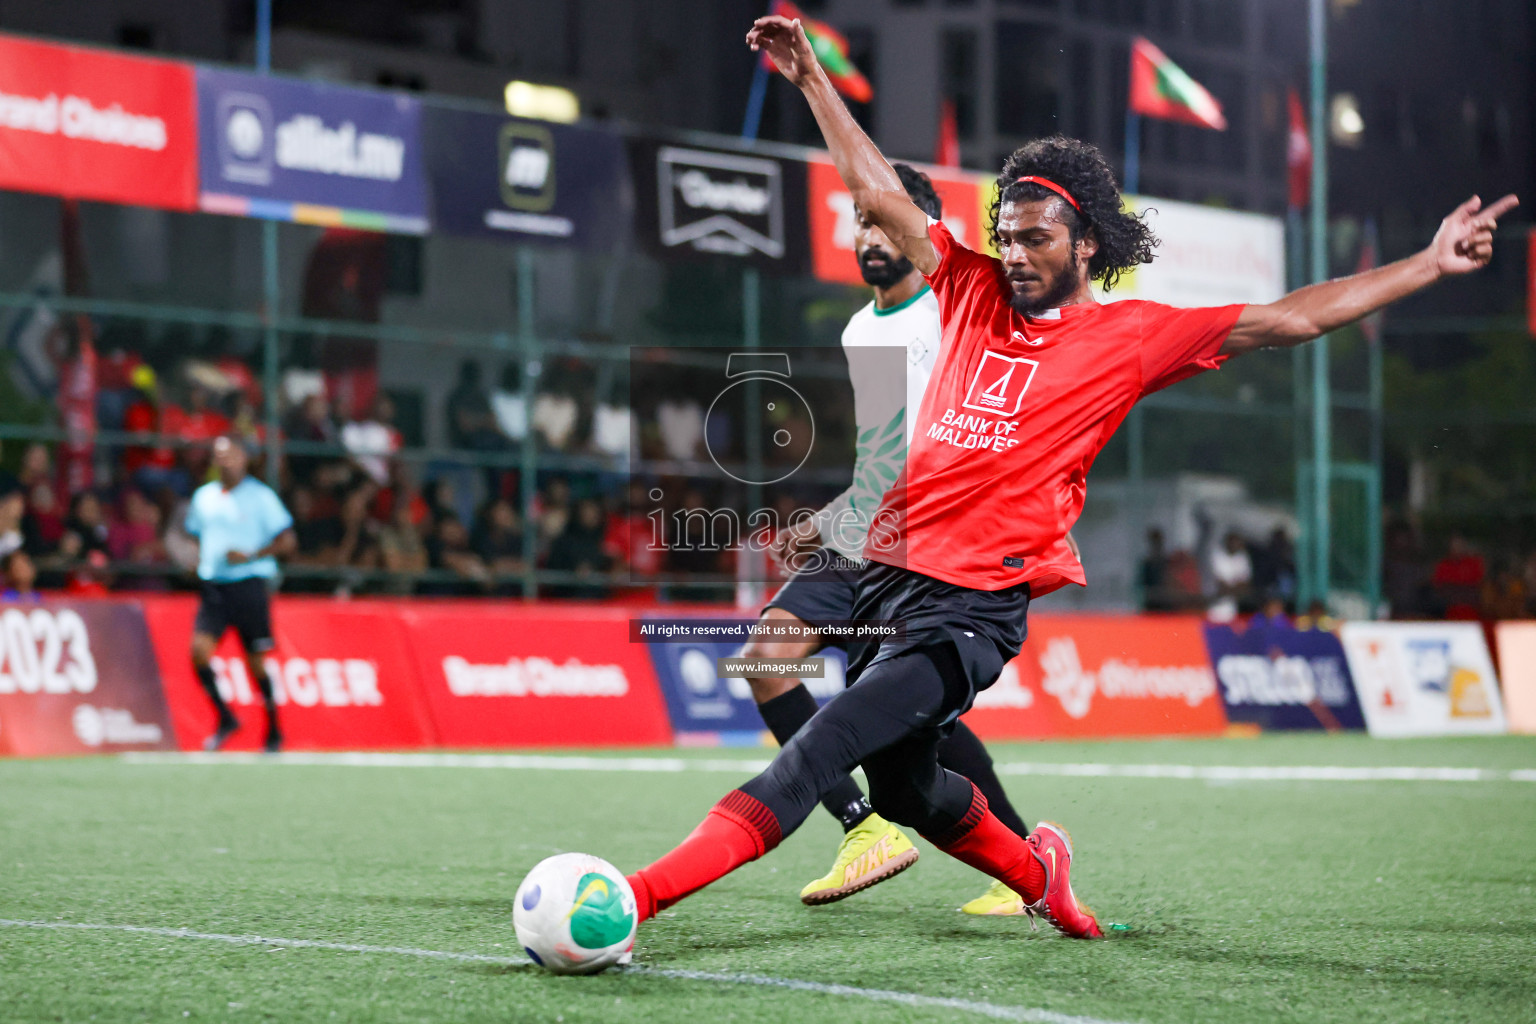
left=892, top=162, right=942, bottom=220
left=989, top=136, right=1157, bottom=291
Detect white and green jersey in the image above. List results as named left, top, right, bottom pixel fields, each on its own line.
left=814, top=285, right=941, bottom=560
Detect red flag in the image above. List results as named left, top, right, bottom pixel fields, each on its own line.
left=1128, top=38, right=1226, bottom=130
left=1287, top=88, right=1312, bottom=210
left=759, top=0, right=873, bottom=104
left=935, top=98, right=960, bottom=168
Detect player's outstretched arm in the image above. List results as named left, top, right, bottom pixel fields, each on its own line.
left=1222, top=193, right=1518, bottom=356
left=747, top=15, right=936, bottom=273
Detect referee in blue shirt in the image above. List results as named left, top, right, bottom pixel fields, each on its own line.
left=184, top=436, right=296, bottom=752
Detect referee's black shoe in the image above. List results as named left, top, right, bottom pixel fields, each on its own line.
left=262, top=727, right=283, bottom=754
left=203, top=717, right=239, bottom=752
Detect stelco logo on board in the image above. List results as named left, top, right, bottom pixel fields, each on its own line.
left=658, top=146, right=784, bottom=258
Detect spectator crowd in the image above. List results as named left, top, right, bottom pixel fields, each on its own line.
left=0, top=349, right=764, bottom=601
left=4, top=343, right=1532, bottom=618
left=1137, top=519, right=1536, bottom=623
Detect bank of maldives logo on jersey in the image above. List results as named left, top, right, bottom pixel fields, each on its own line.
left=962, top=352, right=1039, bottom=417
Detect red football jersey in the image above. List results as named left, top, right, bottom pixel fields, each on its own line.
left=865, top=221, right=1244, bottom=595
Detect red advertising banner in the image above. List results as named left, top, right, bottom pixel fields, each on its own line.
left=398, top=603, right=672, bottom=747
left=963, top=615, right=1227, bottom=739
left=0, top=601, right=177, bottom=757
left=807, top=158, right=985, bottom=285
left=0, top=33, right=197, bottom=210
left=139, top=596, right=438, bottom=752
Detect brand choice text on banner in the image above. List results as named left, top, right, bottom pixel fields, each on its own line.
left=0, top=33, right=197, bottom=210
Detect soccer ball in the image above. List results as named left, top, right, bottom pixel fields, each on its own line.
left=514, top=853, right=637, bottom=975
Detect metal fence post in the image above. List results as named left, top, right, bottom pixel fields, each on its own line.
left=256, top=0, right=281, bottom=486
left=1308, top=0, right=1332, bottom=604
left=517, top=246, right=540, bottom=599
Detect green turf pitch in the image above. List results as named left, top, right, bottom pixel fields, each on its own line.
left=2, top=734, right=1534, bottom=1024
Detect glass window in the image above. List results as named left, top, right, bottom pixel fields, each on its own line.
left=941, top=28, right=979, bottom=139
left=1191, top=0, right=1246, bottom=47
left=1078, top=0, right=1150, bottom=27
left=994, top=22, right=1062, bottom=139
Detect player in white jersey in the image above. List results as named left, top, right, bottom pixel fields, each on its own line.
left=739, top=165, right=1036, bottom=913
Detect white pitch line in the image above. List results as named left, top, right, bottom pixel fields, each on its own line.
left=120, top=750, right=1536, bottom=783
left=0, top=919, right=1133, bottom=1024
left=994, top=762, right=1503, bottom=783
left=0, top=919, right=516, bottom=964
left=123, top=750, right=775, bottom=774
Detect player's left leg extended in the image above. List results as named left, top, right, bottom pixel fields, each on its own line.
left=625, top=646, right=952, bottom=921
left=742, top=608, right=915, bottom=905
left=625, top=645, right=1101, bottom=937
left=935, top=723, right=1036, bottom=915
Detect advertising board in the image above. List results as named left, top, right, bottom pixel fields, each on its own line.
left=0, top=33, right=197, bottom=210
left=197, top=67, right=428, bottom=233
left=0, top=601, right=177, bottom=757
left=1204, top=621, right=1366, bottom=730
left=141, top=596, right=438, bottom=751
left=1340, top=621, right=1507, bottom=737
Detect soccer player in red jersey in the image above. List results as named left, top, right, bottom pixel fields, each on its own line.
left=618, top=14, right=1517, bottom=942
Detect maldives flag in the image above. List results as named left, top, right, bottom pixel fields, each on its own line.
left=935, top=98, right=960, bottom=168
left=1287, top=88, right=1312, bottom=209
left=1128, top=38, right=1226, bottom=130
left=761, top=0, right=873, bottom=104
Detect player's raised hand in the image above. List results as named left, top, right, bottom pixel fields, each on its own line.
left=1430, top=193, right=1519, bottom=276
left=746, top=14, right=819, bottom=89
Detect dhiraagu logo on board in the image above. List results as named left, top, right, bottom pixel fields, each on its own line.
left=565, top=872, right=634, bottom=948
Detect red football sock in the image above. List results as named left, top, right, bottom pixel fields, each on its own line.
left=626, top=790, right=782, bottom=922
left=922, top=784, right=1045, bottom=902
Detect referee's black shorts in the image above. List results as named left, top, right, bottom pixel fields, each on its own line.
left=194, top=577, right=276, bottom=653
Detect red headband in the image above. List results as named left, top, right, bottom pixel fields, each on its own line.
left=1014, top=176, right=1082, bottom=213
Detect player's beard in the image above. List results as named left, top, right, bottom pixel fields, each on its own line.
left=1010, top=252, right=1084, bottom=317
left=859, top=247, right=915, bottom=288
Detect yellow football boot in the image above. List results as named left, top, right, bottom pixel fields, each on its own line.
left=799, top=814, right=919, bottom=905
left=959, top=878, right=1030, bottom=916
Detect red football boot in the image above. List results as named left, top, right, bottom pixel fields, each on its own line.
left=1024, top=822, right=1104, bottom=939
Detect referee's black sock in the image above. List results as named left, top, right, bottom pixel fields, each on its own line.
left=252, top=671, right=279, bottom=728
left=936, top=722, right=1031, bottom=840
left=195, top=664, right=237, bottom=727
left=756, top=683, right=872, bottom=832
